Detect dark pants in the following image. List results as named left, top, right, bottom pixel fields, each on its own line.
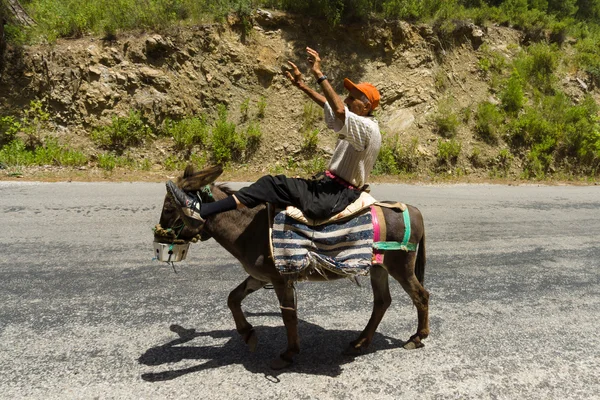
left=235, top=174, right=361, bottom=220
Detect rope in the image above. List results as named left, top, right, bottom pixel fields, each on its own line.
left=153, top=224, right=201, bottom=244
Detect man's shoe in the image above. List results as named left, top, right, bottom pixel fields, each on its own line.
left=166, top=181, right=205, bottom=228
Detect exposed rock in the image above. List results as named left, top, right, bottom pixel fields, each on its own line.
left=145, top=34, right=176, bottom=58
left=577, top=77, right=589, bottom=92
left=383, top=109, right=416, bottom=134
left=139, top=66, right=170, bottom=91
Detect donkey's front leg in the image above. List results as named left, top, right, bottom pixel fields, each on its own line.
left=227, top=276, right=267, bottom=352
left=271, top=280, right=299, bottom=370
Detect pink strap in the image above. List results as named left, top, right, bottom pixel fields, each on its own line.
left=325, top=170, right=357, bottom=190
left=371, top=206, right=384, bottom=264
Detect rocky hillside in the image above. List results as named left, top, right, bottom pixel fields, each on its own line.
left=0, top=10, right=598, bottom=181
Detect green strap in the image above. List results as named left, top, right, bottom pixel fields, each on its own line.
left=373, top=208, right=417, bottom=252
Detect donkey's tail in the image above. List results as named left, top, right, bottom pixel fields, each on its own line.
left=415, top=228, right=426, bottom=285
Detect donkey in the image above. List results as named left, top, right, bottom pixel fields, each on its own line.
left=154, top=165, right=429, bottom=369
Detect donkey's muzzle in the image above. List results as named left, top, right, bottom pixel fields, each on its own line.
left=153, top=242, right=190, bottom=262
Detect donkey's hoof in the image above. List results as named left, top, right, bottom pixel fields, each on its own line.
left=343, top=338, right=369, bottom=356
left=342, top=345, right=362, bottom=356
left=244, top=329, right=258, bottom=352
left=270, top=355, right=293, bottom=370
left=403, top=339, right=424, bottom=350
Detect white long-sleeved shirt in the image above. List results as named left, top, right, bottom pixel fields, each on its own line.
left=324, top=102, right=381, bottom=188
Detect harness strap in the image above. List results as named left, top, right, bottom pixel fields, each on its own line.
left=371, top=205, right=386, bottom=264
left=372, top=205, right=417, bottom=253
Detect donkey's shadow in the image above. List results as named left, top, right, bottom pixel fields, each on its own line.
left=139, top=316, right=406, bottom=382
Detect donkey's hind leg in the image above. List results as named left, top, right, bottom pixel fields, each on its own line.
left=344, top=265, right=391, bottom=355
left=385, top=251, right=430, bottom=349
left=227, top=276, right=267, bottom=352
left=270, top=280, right=299, bottom=370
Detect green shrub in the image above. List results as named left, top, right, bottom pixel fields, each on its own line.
left=138, top=158, right=153, bottom=171
left=432, top=101, right=459, bottom=138
left=468, top=146, right=485, bottom=168
left=477, top=44, right=508, bottom=77
left=549, top=20, right=570, bottom=45
left=575, top=36, right=600, bottom=87
left=373, top=133, right=420, bottom=175
left=97, top=153, right=118, bottom=171
left=301, top=129, right=319, bottom=154
left=560, top=95, right=600, bottom=168
left=437, top=139, right=461, bottom=166
left=0, top=116, right=21, bottom=146
left=257, top=96, right=267, bottom=119
left=246, top=121, right=262, bottom=154
left=434, top=69, right=448, bottom=92
left=500, top=69, right=526, bottom=114
left=475, top=101, right=504, bottom=144
left=302, top=102, right=322, bottom=130
left=188, top=152, right=208, bottom=168
left=373, top=133, right=400, bottom=175
left=164, top=116, right=209, bottom=152
left=525, top=140, right=556, bottom=179
left=515, top=43, right=559, bottom=93
left=493, top=148, right=513, bottom=176
left=382, top=0, right=426, bottom=20
left=500, top=0, right=528, bottom=23
left=96, top=152, right=135, bottom=170
left=509, top=106, right=554, bottom=148
left=301, top=155, right=327, bottom=177
left=210, top=104, right=245, bottom=163
left=22, top=100, right=51, bottom=149
left=461, top=106, right=472, bottom=123
left=164, top=155, right=187, bottom=171
left=510, top=92, right=599, bottom=173
left=240, top=98, right=250, bottom=122
left=91, top=111, right=152, bottom=151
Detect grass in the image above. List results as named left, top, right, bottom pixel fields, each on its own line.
left=0, top=138, right=88, bottom=167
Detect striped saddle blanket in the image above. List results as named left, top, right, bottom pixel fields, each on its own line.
left=271, top=209, right=374, bottom=277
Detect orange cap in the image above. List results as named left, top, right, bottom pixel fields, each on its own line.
left=344, top=78, right=380, bottom=112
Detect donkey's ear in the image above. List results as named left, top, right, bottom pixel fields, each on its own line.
left=183, top=164, right=197, bottom=179
left=181, top=165, right=223, bottom=190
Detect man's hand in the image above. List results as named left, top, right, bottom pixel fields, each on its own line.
left=306, top=47, right=323, bottom=78
left=285, top=61, right=304, bottom=88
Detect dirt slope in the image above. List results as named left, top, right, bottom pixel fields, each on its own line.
left=0, top=10, right=596, bottom=182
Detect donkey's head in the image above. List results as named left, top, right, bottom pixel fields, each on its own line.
left=153, top=165, right=223, bottom=262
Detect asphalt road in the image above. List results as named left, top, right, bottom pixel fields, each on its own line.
left=1, top=181, right=599, bottom=399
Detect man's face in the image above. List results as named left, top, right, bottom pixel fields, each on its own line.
left=344, top=88, right=371, bottom=116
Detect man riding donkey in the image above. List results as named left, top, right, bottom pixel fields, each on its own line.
left=166, top=47, right=382, bottom=226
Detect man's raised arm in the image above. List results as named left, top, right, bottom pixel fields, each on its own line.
left=306, top=47, right=346, bottom=121
left=285, top=61, right=326, bottom=108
